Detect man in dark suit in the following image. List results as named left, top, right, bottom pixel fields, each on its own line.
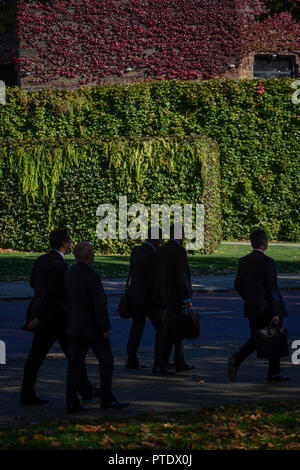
left=65, top=241, right=129, bottom=412
left=152, top=224, right=194, bottom=374
left=126, top=227, right=163, bottom=370
left=228, top=229, right=289, bottom=383
left=20, top=228, right=98, bottom=405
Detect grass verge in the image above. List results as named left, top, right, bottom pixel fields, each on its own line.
left=0, top=244, right=299, bottom=281
left=1, top=401, right=300, bottom=450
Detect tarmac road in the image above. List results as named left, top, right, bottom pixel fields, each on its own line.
left=0, top=291, right=299, bottom=426
left=0, top=291, right=299, bottom=360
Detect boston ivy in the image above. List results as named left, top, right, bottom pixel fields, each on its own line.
left=12, top=0, right=299, bottom=87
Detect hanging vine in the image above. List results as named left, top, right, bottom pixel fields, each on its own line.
left=0, top=135, right=211, bottom=225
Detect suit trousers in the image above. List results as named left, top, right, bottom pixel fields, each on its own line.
left=233, top=317, right=281, bottom=379
left=127, top=304, right=164, bottom=366
left=157, top=305, right=185, bottom=368
left=67, top=336, right=114, bottom=408
left=21, top=325, right=92, bottom=401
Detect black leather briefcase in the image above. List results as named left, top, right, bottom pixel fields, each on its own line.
left=117, top=291, right=132, bottom=319
left=256, top=322, right=289, bottom=359
left=117, top=273, right=132, bottom=319
left=172, top=307, right=200, bottom=341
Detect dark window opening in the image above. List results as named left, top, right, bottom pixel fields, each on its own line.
left=0, top=63, right=18, bottom=86
left=253, top=54, right=296, bottom=78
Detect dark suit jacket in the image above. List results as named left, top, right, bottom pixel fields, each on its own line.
left=152, top=240, right=192, bottom=307
left=26, top=250, right=69, bottom=330
left=65, top=262, right=111, bottom=341
left=127, top=242, right=156, bottom=307
left=234, top=250, right=288, bottom=322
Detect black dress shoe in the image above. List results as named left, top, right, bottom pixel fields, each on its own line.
left=126, top=361, right=146, bottom=369
left=20, top=396, right=49, bottom=405
left=66, top=404, right=89, bottom=414
left=152, top=366, right=175, bottom=376
left=175, top=363, right=194, bottom=372
left=126, top=361, right=139, bottom=369
left=82, top=386, right=101, bottom=400
left=227, top=356, right=238, bottom=383
left=100, top=399, right=130, bottom=410
left=166, top=362, right=176, bottom=369
left=266, top=375, right=290, bottom=383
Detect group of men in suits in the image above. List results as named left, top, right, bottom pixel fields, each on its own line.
left=126, top=224, right=194, bottom=376
left=126, top=227, right=289, bottom=383
left=21, top=228, right=129, bottom=413
left=20, top=226, right=289, bottom=414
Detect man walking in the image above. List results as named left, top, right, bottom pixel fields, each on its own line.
left=20, top=228, right=97, bottom=405
left=152, top=224, right=194, bottom=374
left=65, top=241, right=129, bottom=412
left=228, top=229, right=289, bottom=383
left=126, top=227, right=163, bottom=370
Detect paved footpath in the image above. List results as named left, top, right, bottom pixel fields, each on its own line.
left=0, top=273, right=300, bottom=299
left=0, top=343, right=299, bottom=428
left=222, top=242, right=300, bottom=247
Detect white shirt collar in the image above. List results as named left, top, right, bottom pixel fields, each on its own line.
left=254, top=249, right=265, bottom=254
left=54, top=249, right=65, bottom=259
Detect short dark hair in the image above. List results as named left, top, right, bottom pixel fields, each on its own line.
left=49, top=227, right=70, bottom=250
left=250, top=229, right=268, bottom=249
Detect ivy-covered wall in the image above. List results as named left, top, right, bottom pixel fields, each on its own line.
left=0, top=78, right=299, bottom=251
left=10, top=0, right=300, bottom=87
left=0, top=136, right=221, bottom=253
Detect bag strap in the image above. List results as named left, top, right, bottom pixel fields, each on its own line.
left=125, top=263, right=132, bottom=291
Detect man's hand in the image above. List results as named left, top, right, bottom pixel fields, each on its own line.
left=185, top=301, right=193, bottom=308
left=272, top=315, right=280, bottom=324
left=104, top=330, right=111, bottom=338
left=27, top=318, right=40, bottom=330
